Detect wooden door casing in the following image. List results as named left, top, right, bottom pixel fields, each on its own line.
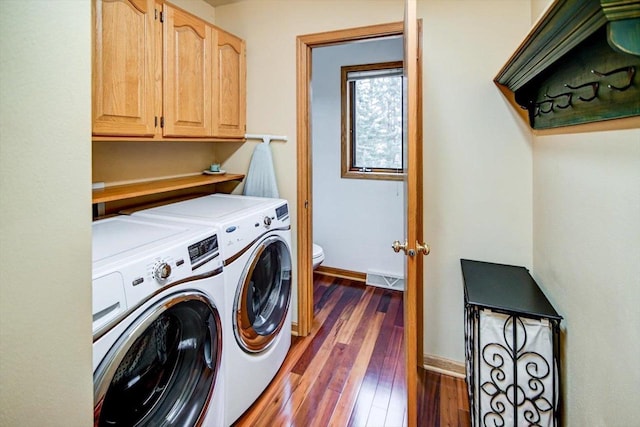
left=92, top=0, right=157, bottom=137
left=163, top=4, right=213, bottom=137
left=296, top=22, right=405, bottom=338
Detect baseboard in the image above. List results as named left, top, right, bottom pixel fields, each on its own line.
left=423, top=354, right=466, bottom=379
left=315, top=266, right=366, bottom=282
left=291, top=322, right=299, bottom=337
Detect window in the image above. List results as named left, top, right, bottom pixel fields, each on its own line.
left=341, top=61, right=404, bottom=181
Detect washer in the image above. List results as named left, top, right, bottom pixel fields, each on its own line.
left=92, top=215, right=225, bottom=427
left=131, top=194, right=292, bottom=425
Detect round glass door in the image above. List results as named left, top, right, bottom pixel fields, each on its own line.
left=234, top=235, right=292, bottom=353
left=94, top=292, right=222, bottom=427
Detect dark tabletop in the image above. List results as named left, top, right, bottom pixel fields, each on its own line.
left=461, top=259, right=561, bottom=320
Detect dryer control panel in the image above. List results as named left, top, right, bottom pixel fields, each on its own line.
left=188, top=234, right=219, bottom=269
left=218, top=202, right=290, bottom=260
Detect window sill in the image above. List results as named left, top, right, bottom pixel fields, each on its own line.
left=341, top=170, right=404, bottom=181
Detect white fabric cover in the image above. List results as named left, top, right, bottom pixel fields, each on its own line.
left=243, top=142, right=279, bottom=198
left=472, top=310, right=555, bottom=427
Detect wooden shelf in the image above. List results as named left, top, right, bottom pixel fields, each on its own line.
left=92, top=173, right=245, bottom=204
left=92, top=136, right=245, bottom=143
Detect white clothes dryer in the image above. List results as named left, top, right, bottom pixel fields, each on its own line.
left=131, top=194, right=292, bottom=425
left=92, top=216, right=225, bottom=427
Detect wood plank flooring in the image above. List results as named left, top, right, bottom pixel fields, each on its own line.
left=233, top=274, right=470, bottom=427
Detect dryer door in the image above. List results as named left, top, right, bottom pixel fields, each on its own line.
left=234, top=235, right=292, bottom=353
left=94, top=291, right=222, bottom=427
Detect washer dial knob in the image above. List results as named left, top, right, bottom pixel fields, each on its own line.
left=263, top=216, right=272, bottom=227
left=153, top=261, right=172, bottom=282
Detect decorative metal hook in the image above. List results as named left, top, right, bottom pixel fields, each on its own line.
left=591, top=66, right=635, bottom=91
left=564, top=81, right=599, bottom=102
left=536, top=99, right=554, bottom=115
left=520, top=100, right=538, bottom=126
left=544, top=91, right=572, bottom=109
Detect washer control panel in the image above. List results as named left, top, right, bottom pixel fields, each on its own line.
left=123, top=233, right=221, bottom=315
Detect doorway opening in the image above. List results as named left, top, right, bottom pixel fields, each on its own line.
left=295, top=22, right=405, bottom=337
left=311, top=37, right=405, bottom=292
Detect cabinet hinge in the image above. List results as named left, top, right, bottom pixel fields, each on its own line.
left=160, top=117, right=164, bottom=128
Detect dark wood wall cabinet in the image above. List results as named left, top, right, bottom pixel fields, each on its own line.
left=495, top=0, right=640, bottom=129
left=461, top=259, right=562, bottom=427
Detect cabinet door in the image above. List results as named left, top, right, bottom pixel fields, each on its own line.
left=93, top=0, right=157, bottom=136
left=163, top=5, right=213, bottom=137
left=215, top=30, right=246, bottom=138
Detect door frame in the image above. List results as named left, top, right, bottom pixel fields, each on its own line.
left=295, top=19, right=424, bottom=426
left=295, top=21, right=405, bottom=337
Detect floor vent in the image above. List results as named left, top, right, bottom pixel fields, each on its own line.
left=366, top=270, right=405, bottom=291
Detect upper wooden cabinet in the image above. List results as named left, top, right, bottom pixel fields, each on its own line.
left=163, top=4, right=214, bottom=137
left=216, top=30, right=246, bottom=138
left=92, top=0, right=157, bottom=137
left=92, top=0, right=246, bottom=140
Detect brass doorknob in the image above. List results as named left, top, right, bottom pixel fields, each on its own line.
left=416, top=241, right=430, bottom=256
left=391, top=240, right=408, bottom=254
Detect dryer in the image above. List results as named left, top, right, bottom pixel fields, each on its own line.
left=92, top=216, right=225, bottom=426
left=131, top=194, right=292, bottom=425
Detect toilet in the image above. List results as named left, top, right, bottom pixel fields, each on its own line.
left=312, top=243, right=325, bottom=270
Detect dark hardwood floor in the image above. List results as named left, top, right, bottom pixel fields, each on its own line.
left=234, top=274, right=470, bottom=427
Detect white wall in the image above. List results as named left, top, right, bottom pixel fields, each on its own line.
left=171, top=0, right=216, bottom=24
left=215, top=0, right=534, bottom=362
left=532, top=130, right=640, bottom=425
left=0, top=2, right=92, bottom=425
left=419, top=0, right=533, bottom=361
left=312, top=38, right=405, bottom=277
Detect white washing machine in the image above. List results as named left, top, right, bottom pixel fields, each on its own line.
left=92, top=215, right=225, bottom=427
left=131, top=194, right=292, bottom=426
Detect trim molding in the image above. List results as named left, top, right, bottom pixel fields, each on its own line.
left=315, top=266, right=366, bottom=282
left=423, top=354, right=466, bottom=379
left=291, top=322, right=299, bottom=337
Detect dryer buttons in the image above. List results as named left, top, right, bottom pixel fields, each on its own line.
left=153, top=261, right=172, bottom=283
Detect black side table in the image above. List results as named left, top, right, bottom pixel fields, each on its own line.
left=461, top=259, right=562, bottom=427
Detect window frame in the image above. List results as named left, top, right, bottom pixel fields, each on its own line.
left=341, top=60, right=404, bottom=181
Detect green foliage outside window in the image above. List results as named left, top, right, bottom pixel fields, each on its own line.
left=353, top=75, right=402, bottom=170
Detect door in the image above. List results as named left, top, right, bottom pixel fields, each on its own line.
left=402, top=1, right=426, bottom=426
left=163, top=4, right=213, bottom=137
left=234, top=235, right=292, bottom=353
left=215, top=30, right=247, bottom=138
left=92, top=0, right=157, bottom=137
left=93, top=292, right=222, bottom=426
